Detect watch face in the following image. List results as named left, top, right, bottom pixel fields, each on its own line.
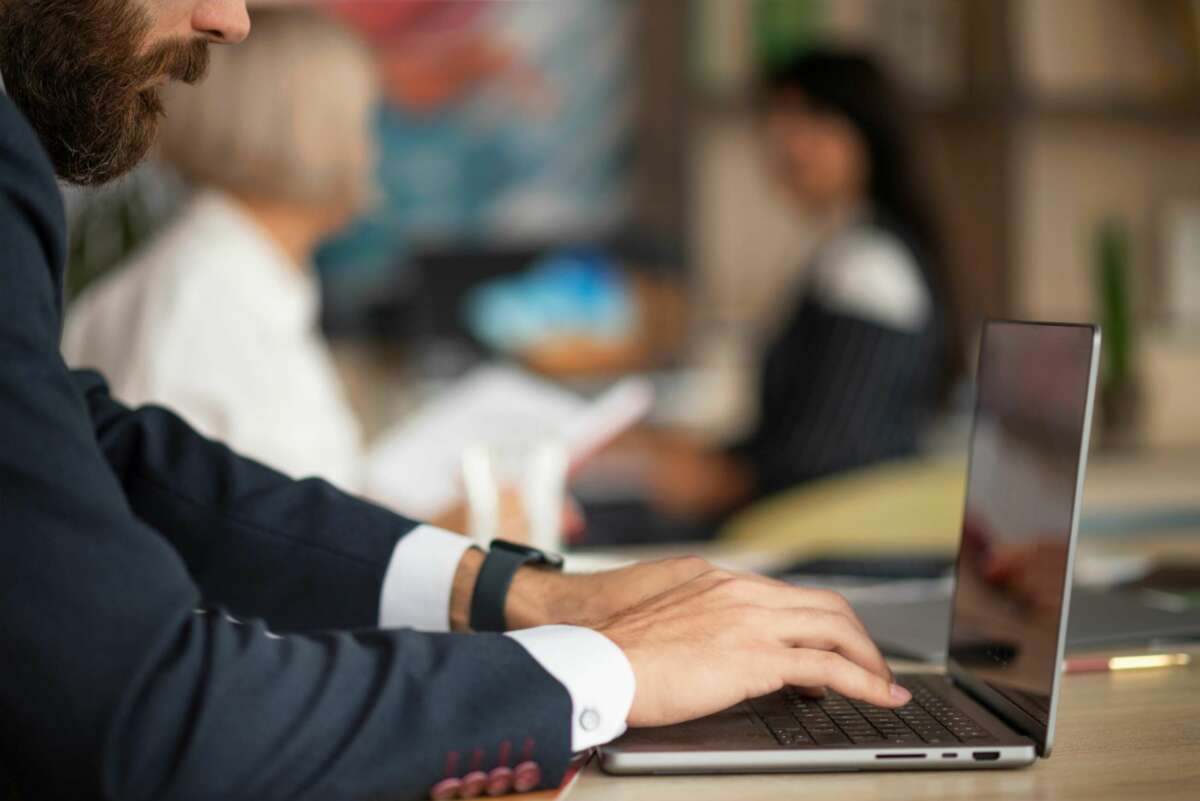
left=492, top=539, right=564, bottom=569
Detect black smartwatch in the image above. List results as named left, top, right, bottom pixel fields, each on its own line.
left=469, top=540, right=565, bottom=632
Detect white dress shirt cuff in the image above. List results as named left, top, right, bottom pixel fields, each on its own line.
left=379, top=525, right=474, bottom=631
left=506, top=625, right=636, bottom=753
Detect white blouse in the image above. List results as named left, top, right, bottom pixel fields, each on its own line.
left=62, top=190, right=365, bottom=491
left=808, top=224, right=932, bottom=333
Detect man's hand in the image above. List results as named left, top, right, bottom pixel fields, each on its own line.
left=451, top=551, right=905, bottom=727
left=615, top=430, right=754, bottom=521
left=504, top=555, right=715, bottom=630
left=595, top=568, right=909, bottom=727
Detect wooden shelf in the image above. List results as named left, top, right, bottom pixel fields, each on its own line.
left=917, top=92, right=1200, bottom=125
left=697, top=85, right=1200, bottom=126
left=1021, top=95, right=1200, bottom=125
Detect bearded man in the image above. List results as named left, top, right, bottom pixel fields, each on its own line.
left=0, top=2, right=905, bottom=799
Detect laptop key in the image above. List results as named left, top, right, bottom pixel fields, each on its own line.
left=842, top=729, right=879, bottom=739
left=810, top=730, right=851, bottom=745
left=763, top=714, right=799, bottom=727
left=773, top=731, right=814, bottom=747
left=750, top=695, right=794, bottom=717
left=881, top=736, right=923, bottom=746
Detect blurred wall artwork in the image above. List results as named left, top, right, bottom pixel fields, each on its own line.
left=314, top=0, right=637, bottom=318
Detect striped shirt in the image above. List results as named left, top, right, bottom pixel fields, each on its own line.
left=735, top=223, right=944, bottom=497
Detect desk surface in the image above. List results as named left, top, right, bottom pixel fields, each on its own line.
left=571, top=649, right=1200, bottom=801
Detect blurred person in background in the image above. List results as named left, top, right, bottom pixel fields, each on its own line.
left=62, top=6, right=567, bottom=538
left=63, top=8, right=374, bottom=492
left=636, top=49, right=963, bottom=534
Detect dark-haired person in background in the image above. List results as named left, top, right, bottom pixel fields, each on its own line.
left=644, top=49, right=964, bottom=528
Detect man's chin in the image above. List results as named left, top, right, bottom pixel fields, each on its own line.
left=139, top=87, right=166, bottom=116
left=58, top=111, right=161, bottom=187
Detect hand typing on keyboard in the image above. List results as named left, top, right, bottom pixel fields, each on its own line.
left=597, top=567, right=911, bottom=728
left=753, top=679, right=992, bottom=747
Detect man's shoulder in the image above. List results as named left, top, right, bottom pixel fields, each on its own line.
left=0, top=93, right=62, bottom=203
left=0, top=92, right=67, bottom=284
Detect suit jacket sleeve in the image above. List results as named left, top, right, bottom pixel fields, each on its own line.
left=71, top=368, right=414, bottom=632
left=0, top=95, right=572, bottom=801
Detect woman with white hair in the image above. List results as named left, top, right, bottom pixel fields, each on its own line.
left=63, top=8, right=378, bottom=491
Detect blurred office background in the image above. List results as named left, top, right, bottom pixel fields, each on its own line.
left=62, top=0, right=1200, bottom=534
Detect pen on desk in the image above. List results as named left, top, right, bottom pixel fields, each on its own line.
left=1064, top=653, right=1193, bottom=674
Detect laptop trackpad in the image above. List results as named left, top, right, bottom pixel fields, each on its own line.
left=610, top=704, right=775, bottom=751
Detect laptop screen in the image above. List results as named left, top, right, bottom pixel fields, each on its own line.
left=947, top=320, right=1098, bottom=749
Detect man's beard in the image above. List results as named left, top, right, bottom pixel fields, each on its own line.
left=0, top=0, right=210, bottom=186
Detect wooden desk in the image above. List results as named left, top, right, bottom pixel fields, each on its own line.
left=571, top=649, right=1200, bottom=801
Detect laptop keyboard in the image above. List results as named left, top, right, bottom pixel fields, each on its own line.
left=750, top=677, right=993, bottom=748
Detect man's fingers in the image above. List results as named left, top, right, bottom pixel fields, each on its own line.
left=781, top=649, right=910, bottom=708
left=782, top=587, right=868, bottom=630
left=769, top=608, right=893, bottom=681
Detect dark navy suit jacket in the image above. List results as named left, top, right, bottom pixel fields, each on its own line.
left=0, top=94, right=571, bottom=800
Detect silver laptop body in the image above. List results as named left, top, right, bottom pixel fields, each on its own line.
left=602, top=320, right=1101, bottom=774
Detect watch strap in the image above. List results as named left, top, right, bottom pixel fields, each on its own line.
left=469, top=546, right=531, bottom=632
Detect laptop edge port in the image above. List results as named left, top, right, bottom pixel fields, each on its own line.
left=875, top=754, right=926, bottom=760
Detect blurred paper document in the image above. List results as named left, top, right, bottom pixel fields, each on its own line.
left=366, top=366, right=653, bottom=519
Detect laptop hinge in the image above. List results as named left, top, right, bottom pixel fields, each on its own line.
left=949, top=668, right=1048, bottom=756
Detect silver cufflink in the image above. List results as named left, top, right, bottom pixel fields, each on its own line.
left=579, top=707, right=601, bottom=732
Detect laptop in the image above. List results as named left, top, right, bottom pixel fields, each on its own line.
left=601, top=320, right=1101, bottom=774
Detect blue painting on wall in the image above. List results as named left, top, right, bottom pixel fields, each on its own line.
left=316, top=0, right=636, bottom=315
